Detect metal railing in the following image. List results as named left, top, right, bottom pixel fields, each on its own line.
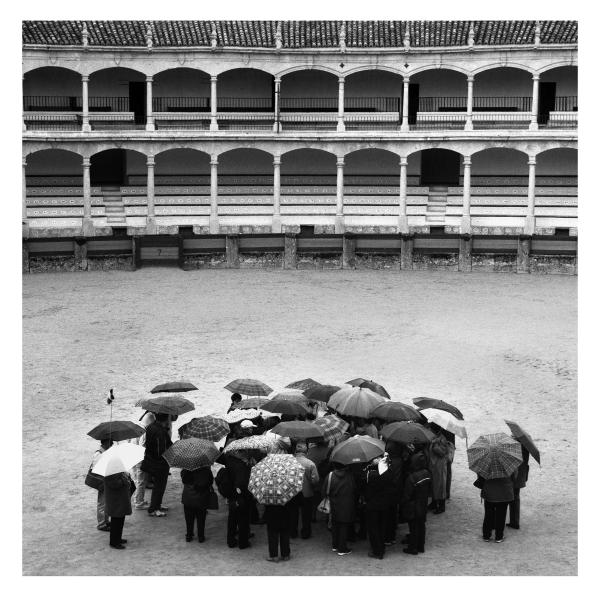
left=23, top=95, right=82, bottom=111
left=555, top=96, right=578, bottom=111
left=418, top=96, right=532, bottom=112
left=88, top=97, right=130, bottom=112
left=219, top=97, right=273, bottom=111
left=280, top=97, right=338, bottom=112
left=153, top=97, right=210, bottom=112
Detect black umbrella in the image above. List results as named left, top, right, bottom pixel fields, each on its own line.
left=346, top=378, right=391, bottom=399
left=271, top=421, right=324, bottom=440
left=504, top=420, right=541, bottom=465
left=150, top=381, right=198, bottom=394
left=261, top=399, right=308, bottom=417
left=87, top=420, right=145, bottom=442
left=136, top=394, right=195, bottom=416
left=381, top=422, right=436, bottom=445
left=371, top=401, right=422, bottom=422
left=303, top=384, right=341, bottom=403
left=412, top=397, right=464, bottom=420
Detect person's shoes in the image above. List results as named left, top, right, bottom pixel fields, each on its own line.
left=97, top=525, right=110, bottom=532
left=266, top=557, right=279, bottom=562
left=506, top=523, right=520, bottom=529
left=403, top=548, right=418, bottom=555
left=158, top=506, right=169, bottom=511
left=186, top=535, right=193, bottom=542
left=149, top=510, right=166, bottom=517
left=368, top=552, right=384, bottom=559
left=300, top=533, right=311, bottom=540
left=495, top=537, right=504, bottom=543
left=239, top=542, right=252, bottom=549
left=417, top=548, right=425, bottom=553
left=109, top=543, right=125, bottom=550
left=198, top=536, right=205, bottom=543
left=433, top=508, right=445, bottom=515
left=119, top=539, right=127, bottom=544
left=483, top=536, right=491, bottom=542
left=337, top=550, right=352, bottom=556
left=135, top=501, right=150, bottom=510
left=228, top=543, right=238, bottom=548
left=331, top=548, right=338, bottom=552
left=384, top=540, right=396, bottom=546
left=400, top=535, right=409, bottom=544
left=281, top=556, right=290, bottom=561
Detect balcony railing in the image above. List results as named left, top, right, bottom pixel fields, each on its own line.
left=555, top=96, right=578, bottom=111
left=418, top=96, right=533, bottom=112
left=153, top=97, right=210, bottom=112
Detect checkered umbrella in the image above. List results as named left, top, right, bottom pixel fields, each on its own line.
left=237, top=396, right=270, bottom=409
left=285, top=378, right=321, bottom=392
left=225, top=379, right=273, bottom=396
left=421, top=408, right=468, bottom=439
left=467, top=433, right=523, bottom=479
left=371, top=402, right=422, bottom=423
left=314, top=414, right=349, bottom=442
left=381, top=422, right=436, bottom=444
left=223, top=435, right=275, bottom=454
left=271, top=421, right=324, bottom=440
left=220, top=408, right=262, bottom=424
left=330, top=435, right=385, bottom=465
left=303, top=385, right=342, bottom=403
left=162, top=438, right=220, bottom=471
left=248, top=454, right=304, bottom=505
left=135, top=395, right=195, bottom=416
left=178, top=416, right=230, bottom=441
left=150, top=381, right=198, bottom=394
left=328, top=387, right=387, bottom=418
left=346, top=378, right=391, bottom=399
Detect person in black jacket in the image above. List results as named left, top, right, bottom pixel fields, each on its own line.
left=507, top=446, right=530, bottom=529
left=181, top=466, right=214, bottom=542
left=384, top=443, right=404, bottom=546
left=474, top=473, right=516, bottom=543
left=264, top=501, right=293, bottom=562
left=401, top=451, right=432, bottom=555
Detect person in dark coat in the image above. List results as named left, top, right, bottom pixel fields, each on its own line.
left=474, top=474, right=515, bottom=542
left=324, top=463, right=356, bottom=556
left=427, top=424, right=449, bottom=514
left=401, top=451, right=432, bottom=555
left=264, top=501, right=293, bottom=562
left=384, top=443, right=404, bottom=546
left=141, top=413, right=172, bottom=517
left=181, top=467, right=214, bottom=542
left=104, top=471, right=133, bottom=549
left=440, top=429, right=456, bottom=500
left=507, top=447, right=530, bottom=529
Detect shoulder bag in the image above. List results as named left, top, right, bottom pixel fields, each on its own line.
left=317, top=472, right=333, bottom=514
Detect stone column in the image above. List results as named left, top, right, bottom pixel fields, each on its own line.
left=272, top=156, right=282, bottom=233
left=398, top=156, right=409, bottom=234
left=529, top=74, right=540, bottom=131
left=210, top=75, right=218, bottom=132
left=145, top=76, right=155, bottom=131
left=22, top=157, right=28, bottom=226
left=146, top=155, right=157, bottom=233
left=226, top=235, right=240, bottom=268
left=342, top=234, right=356, bottom=269
left=284, top=233, right=297, bottom=269
left=209, top=154, right=219, bottom=234
left=400, top=234, right=413, bottom=270
left=458, top=235, right=472, bottom=272
left=74, top=238, right=88, bottom=270
left=525, top=156, right=536, bottom=235
left=461, top=156, right=472, bottom=235
left=82, top=157, right=94, bottom=236
left=465, top=75, right=474, bottom=131
left=401, top=76, right=410, bottom=132
left=335, top=157, right=345, bottom=233
left=22, top=241, right=29, bottom=274
left=337, top=77, right=345, bottom=132
left=81, top=75, right=91, bottom=132
left=517, top=235, right=531, bottom=273
left=273, top=77, right=281, bottom=133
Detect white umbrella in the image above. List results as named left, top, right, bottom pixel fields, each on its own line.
left=92, top=442, right=145, bottom=477
left=420, top=408, right=468, bottom=439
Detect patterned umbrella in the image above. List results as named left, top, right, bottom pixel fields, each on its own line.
left=467, top=433, right=523, bottom=479
left=136, top=395, right=195, bottom=416
left=223, top=435, right=276, bottom=454
left=371, top=402, right=422, bottom=423
left=328, top=387, right=386, bottom=418
left=178, top=416, right=230, bottom=441
left=261, top=399, right=308, bottom=416
left=504, top=420, right=541, bottom=465
left=314, top=414, right=349, bottom=442
left=220, top=408, right=262, bottom=424
left=87, top=420, right=145, bottom=442
left=225, top=379, right=273, bottom=396
left=237, top=396, right=270, bottom=409
left=162, top=438, right=220, bottom=471
left=303, top=384, right=341, bottom=403
left=150, top=381, right=198, bottom=394
left=248, top=454, right=304, bottom=505
left=330, top=435, right=385, bottom=465
left=381, top=422, right=436, bottom=444
left=412, top=397, right=464, bottom=420
left=346, top=378, right=391, bottom=399
left=92, top=443, right=145, bottom=477
left=271, top=421, right=324, bottom=440
left=285, top=378, right=321, bottom=392
left=421, top=408, right=468, bottom=439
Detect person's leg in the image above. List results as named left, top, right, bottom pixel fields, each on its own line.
left=495, top=502, right=508, bottom=541
left=446, top=462, right=452, bottom=499
left=482, top=501, right=494, bottom=540
left=289, top=494, right=300, bottom=538
left=267, top=523, right=278, bottom=558
left=227, top=502, right=238, bottom=547
left=300, top=495, right=312, bottom=538
left=133, top=466, right=148, bottom=508
left=384, top=504, right=397, bottom=544
left=338, top=522, right=350, bottom=553
left=280, top=523, right=291, bottom=558
left=417, top=517, right=426, bottom=552
left=197, top=509, right=207, bottom=541
left=238, top=496, right=251, bottom=548
left=109, top=516, right=124, bottom=547
left=366, top=510, right=380, bottom=556
left=508, top=488, right=520, bottom=528
left=404, top=518, right=418, bottom=554
left=148, top=469, right=168, bottom=513
left=331, top=519, right=340, bottom=550
left=183, top=505, right=195, bottom=539
left=97, top=490, right=109, bottom=529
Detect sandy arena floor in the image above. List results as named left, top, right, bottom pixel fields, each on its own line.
left=22, top=269, right=577, bottom=576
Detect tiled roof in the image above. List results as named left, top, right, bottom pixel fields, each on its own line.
left=22, top=20, right=578, bottom=48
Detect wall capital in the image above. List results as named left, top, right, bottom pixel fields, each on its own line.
left=403, top=75, right=410, bottom=84
left=22, top=157, right=27, bottom=167
left=463, top=156, right=472, bottom=166
left=81, top=75, right=89, bottom=83
left=210, top=155, right=219, bottom=165
left=273, top=156, right=281, bottom=166
left=82, top=158, right=91, bottom=168
left=336, top=157, right=345, bottom=167
left=210, top=75, right=218, bottom=83
left=528, top=156, right=537, bottom=166
left=467, top=74, right=475, bottom=83
left=399, top=157, right=408, bottom=167
left=146, top=156, right=155, bottom=167
left=146, top=75, right=153, bottom=83
left=532, top=73, right=540, bottom=81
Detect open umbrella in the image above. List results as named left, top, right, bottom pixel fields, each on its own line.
left=237, top=396, right=270, bottom=409
left=504, top=420, right=541, bottom=465
left=421, top=408, right=468, bottom=439
left=178, top=416, right=230, bottom=441
left=92, top=443, right=145, bottom=477
left=285, top=378, right=321, bottom=392
left=136, top=395, right=195, bottom=416
left=220, top=408, right=262, bottom=424
left=371, top=402, right=422, bottom=423
left=269, top=389, right=311, bottom=405
left=314, top=414, right=349, bottom=442
left=328, top=387, right=386, bottom=418
left=467, top=433, right=523, bottom=479
left=330, top=435, right=385, bottom=465
left=271, top=421, right=324, bottom=440
left=248, top=454, right=305, bottom=505
left=412, top=397, right=464, bottom=420
left=150, top=381, right=198, bottom=394
left=346, top=378, right=391, bottom=399
left=225, top=379, right=273, bottom=396
left=261, top=399, right=308, bottom=417
left=87, top=420, right=145, bottom=442
left=223, top=435, right=275, bottom=454
left=303, top=385, right=341, bottom=403
left=381, top=422, right=436, bottom=445
left=163, top=438, right=220, bottom=471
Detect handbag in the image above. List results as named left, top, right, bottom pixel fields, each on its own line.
left=317, top=472, right=333, bottom=514
left=84, top=464, right=104, bottom=491
left=207, top=487, right=219, bottom=511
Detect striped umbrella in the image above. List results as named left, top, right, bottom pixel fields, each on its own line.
left=381, top=422, right=436, bottom=445
left=314, top=414, right=349, bottom=442
left=467, top=433, right=523, bottom=479
left=237, top=396, right=270, bottom=409
left=346, top=378, right=391, bottom=399
left=248, top=454, right=304, bottom=505
left=330, top=435, right=385, bottom=465
left=225, top=379, right=273, bottom=396
left=220, top=408, right=262, bottom=424
left=285, top=378, right=321, bottom=392
left=162, top=438, right=220, bottom=471
left=178, top=416, right=230, bottom=441
left=271, top=421, right=324, bottom=440
left=150, top=381, right=198, bottom=394
left=328, top=387, right=386, bottom=418
left=261, top=399, right=309, bottom=416
left=136, top=395, right=195, bottom=416
left=420, top=408, right=468, bottom=439
left=303, top=385, right=341, bottom=403
left=371, top=402, right=422, bottom=423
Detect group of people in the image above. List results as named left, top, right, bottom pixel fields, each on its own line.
left=90, top=392, right=531, bottom=557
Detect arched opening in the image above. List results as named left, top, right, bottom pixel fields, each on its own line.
left=155, top=148, right=210, bottom=181
left=152, top=68, right=211, bottom=113
left=540, top=67, right=577, bottom=127
left=473, top=67, right=532, bottom=112
left=23, top=67, right=82, bottom=111
left=26, top=149, right=83, bottom=183
left=90, top=149, right=147, bottom=187
left=218, top=148, right=273, bottom=183
left=218, top=68, right=274, bottom=112
left=410, top=68, right=468, bottom=116
left=416, top=149, right=462, bottom=186
left=344, top=149, right=399, bottom=186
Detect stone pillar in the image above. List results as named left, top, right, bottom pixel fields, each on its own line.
left=284, top=233, right=297, bottom=269
left=342, top=234, right=356, bottom=269
left=458, top=235, right=472, bottom=272
left=465, top=75, right=474, bottom=131
left=517, top=235, right=531, bottom=273
left=398, top=156, right=408, bottom=234
left=272, top=156, right=282, bottom=233
left=210, top=75, right=218, bottom=131
left=74, top=238, right=88, bottom=270
left=81, top=75, right=91, bottom=132
left=145, top=76, right=155, bottom=131
left=177, top=235, right=185, bottom=270
left=525, top=156, right=536, bottom=235
left=337, top=77, right=345, bottom=132
left=22, top=157, right=28, bottom=226
left=82, top=157, right=94, bottom=236
left=401, top=76, right=410, bottom=132
left=209, top=155, right=219, bottom=234
left=132, top=236, right=141, bottom=270
left=335, top=157, right=345, bottom=234
left=461, top=156, right=472, bottom=235
left=529, top=74, right=540, bottom=131
left=226, top=235, right=240, bottom=268
left=146, top=156, right=157, bottom=234
left=400, top=234, right=413, bottom=270
left=273, top=77, right=281, bottom=133
left=22, top=241, right=29, bottom=274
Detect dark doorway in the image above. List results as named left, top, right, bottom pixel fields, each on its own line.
left=538, top=82, right=556, bottom=125
left=129, top=82, right=146, bottom=125
left=90, top=150, right=126, bottom=186
left=420, top=150, right=460, bottom=186
left=408, top=83, right=419, bottom=124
